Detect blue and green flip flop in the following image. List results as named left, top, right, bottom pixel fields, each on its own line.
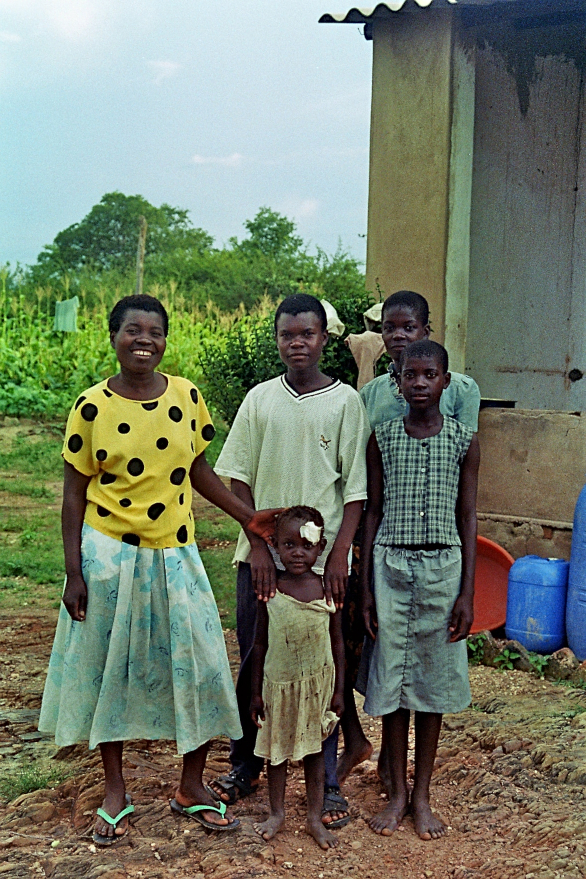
left=170, top=797, right=240, bottom=831
left=93, top=793, right=134, bottom=846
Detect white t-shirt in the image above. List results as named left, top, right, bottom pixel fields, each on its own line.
left=214, top=375, right=369, bottom=573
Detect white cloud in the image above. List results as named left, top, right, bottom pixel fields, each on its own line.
left=280, top=197, right=320, bottom=220
left=0, top=31, right=22, bottom=43
left=148, top=60, right=180, bottom=84
left=192, top=152, right=244, bottom=168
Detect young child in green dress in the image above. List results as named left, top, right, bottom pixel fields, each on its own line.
left=360, top=339, right=480, bottom=840
left=251, top=506, right=344, bottom=851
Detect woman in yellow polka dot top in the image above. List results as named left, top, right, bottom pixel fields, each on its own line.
left=39, top=294, right=278, bottom=842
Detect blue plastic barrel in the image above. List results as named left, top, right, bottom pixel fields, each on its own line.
left=567, top=484, right=586, bottom=660
left=505, top=556, right=569, bottom=653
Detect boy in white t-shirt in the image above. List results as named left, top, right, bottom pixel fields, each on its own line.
left=211, top=294, right=369, bottom=831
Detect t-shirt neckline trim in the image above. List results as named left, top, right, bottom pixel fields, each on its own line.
left=280, top=374, right=340, bottom=400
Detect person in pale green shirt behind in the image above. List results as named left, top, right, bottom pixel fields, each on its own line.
left=359, top=290, right=480, bottom=432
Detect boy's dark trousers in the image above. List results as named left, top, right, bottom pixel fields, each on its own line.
left=229, top=562, right=339, bottom=788
left=230, top=562, right=264, bottom=781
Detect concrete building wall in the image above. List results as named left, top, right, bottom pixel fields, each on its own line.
left=477, top=408, right=585, bottom=559
left=365, top=13, right=454, bottom=336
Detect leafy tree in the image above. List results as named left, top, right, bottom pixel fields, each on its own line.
left=231, top=207, right=303, bottom=258
left=32, top=192, right=212, bottom=282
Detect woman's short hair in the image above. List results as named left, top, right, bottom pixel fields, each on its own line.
left=109, top=294, right=169, bottom=336
left=399, top=339, right=448, bottom=373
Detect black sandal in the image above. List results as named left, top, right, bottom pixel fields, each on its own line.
left=322, top=785, right=351, bottom=829
left=209, top=771, right=259, bottom=806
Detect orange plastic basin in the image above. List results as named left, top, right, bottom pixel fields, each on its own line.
left=470, top=535, right=514, bottom=634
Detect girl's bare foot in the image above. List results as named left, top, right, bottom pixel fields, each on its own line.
left=368, top=792, right=409, bottom=836
left=411, top=799, right=447, bottom=840
left=306, top=817, right=339, bottom=850
left=254, top=813, right=285, bottom=841
left=336, top=740, right=373, bottom=785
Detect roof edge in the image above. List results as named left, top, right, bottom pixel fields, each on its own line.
left=319, top=0, right=457, bottom=22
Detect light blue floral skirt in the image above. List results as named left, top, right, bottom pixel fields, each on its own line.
left=38, top=524, right=242, bottom=755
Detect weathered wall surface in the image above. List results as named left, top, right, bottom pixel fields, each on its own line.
left=477, top=408, right=585, bottom=559
left=366, top=13, right=453, bottom=334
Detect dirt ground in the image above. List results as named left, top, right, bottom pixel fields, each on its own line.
left=2, top=607, right=586, bottom=879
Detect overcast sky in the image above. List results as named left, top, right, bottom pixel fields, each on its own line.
left=1, top=0, right=372, bottom=268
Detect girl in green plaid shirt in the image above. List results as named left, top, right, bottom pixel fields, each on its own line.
left=359, top=339, right=480, bottom=841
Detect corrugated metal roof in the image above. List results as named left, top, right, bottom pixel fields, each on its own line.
left=319, top=0, right=571, bottom=22
left=319, top=1, right=455, bottom=21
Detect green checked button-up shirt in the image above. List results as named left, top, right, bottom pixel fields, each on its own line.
left=375, top=416, right=473, bottom=547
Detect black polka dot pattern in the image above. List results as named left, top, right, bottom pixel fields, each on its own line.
left=190, top=388, right=198, bottom=404
left=68, top=434, right=83, bottom=453
left=103, top=389, right=113, bottom=398
left=97, top=505, right=110, bottom=517
left=147, top=502, right=166, bottom=520
left=176, top=525, right=188, bottom=543
left=96, top=449, right=107, bottom=461
left=100, top=472, right=117, bottom=485
left=122, top=533, right=141, bottom=546
left=118, top=423, right=130, bottom=434
left=156, top=438, right=169, bottom=450
left=127, top=458, right=144, bottom=477
left=142, top=401, right=158, bottom=411
left=170, top=467, right=186, bottom=485
left=191, top=418, right=196, bottom=431
left=169, top=406, right=183, bottom=422
left=74, top=396, right=86, bottom=410
left=81, top=403, right=98, bottom=422
left=179, top=493, right=184, bottom=505
left=120, top=498, right=132, bottom=508
left=202, top=424, right=215, bottom=441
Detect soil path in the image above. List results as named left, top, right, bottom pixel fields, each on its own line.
left=2, top=608, right=586, bottom=879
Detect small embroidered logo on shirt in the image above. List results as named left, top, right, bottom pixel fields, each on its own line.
left=320, top=435, right=331, bottom=450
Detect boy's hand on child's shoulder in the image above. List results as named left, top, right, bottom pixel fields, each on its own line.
left=331, top=692, right=344, bottom=718
left=449, top=593, right=474, bottom=642
left=250, top=695, right=265, bottom=728
left=250, top=542, right=278, bottom=602
left=362, top=590, right=378, bottom=640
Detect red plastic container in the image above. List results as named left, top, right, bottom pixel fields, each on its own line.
left=470, top=536, right=514, bottom=634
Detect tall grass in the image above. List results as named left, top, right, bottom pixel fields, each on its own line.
left=0, top=280, right=272, bottom=418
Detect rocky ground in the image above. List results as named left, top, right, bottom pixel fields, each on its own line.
left=2, top=608, right=586, bottom=879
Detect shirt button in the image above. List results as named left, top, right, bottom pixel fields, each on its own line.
left=420, top=511, right=425, bottom=517
left=421, top=468, right=425, bottom=473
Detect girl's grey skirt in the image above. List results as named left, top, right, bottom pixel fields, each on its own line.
left=39, top=524, right=242, bottom=755
left=357, top=545, right=471, bottom=715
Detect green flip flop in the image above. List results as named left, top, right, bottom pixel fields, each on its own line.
left=93, top=793, right=134, bottom=846
left=169, top=797, right=240, bottom=831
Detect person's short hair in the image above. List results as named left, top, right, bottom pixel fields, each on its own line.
left=274, top=294, right=327, bottom=333
left=382, top=290, right=429, bottom=327
left=109, top=294, right=169, bottom=336
left=399, top=339, right=448, bottom=373
left=274, top=505, right=325, bottom=540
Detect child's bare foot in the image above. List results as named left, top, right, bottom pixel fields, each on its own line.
left=254, top=813, right=285, bottom=841
left=411, top=799, right=447, bottom=840
left=336, top=740, right=373, bottom=785
left=306, top=817, right=339, bottom=850
left=368, top=792, right=409, bottom=836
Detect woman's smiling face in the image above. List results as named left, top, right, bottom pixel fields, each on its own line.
left=110, top=309, right=167, bottom=374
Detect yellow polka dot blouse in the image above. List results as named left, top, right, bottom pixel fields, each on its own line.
left=62, top=375, right=215, bottom=549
